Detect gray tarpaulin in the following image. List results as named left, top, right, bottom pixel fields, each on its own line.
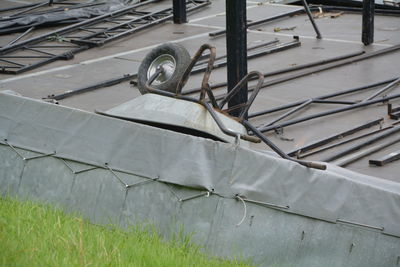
left=0, top=91, right=400, bottom=238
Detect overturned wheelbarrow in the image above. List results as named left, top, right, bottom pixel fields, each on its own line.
left=97, top=43, right=325, bottom=170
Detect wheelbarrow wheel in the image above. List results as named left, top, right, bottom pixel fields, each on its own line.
left=137, top=43, right=191, bottom=95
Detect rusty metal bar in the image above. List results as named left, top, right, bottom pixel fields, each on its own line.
left=242, top=120, right=327, bottom=170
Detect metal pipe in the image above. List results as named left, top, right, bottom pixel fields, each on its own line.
left=323, top=126, right=400, bottom=162
left=249, top=78, right=396, bottom=118
left=300, top=0, right=322, bottom=39
left=319, top=5, right=400, bottom=15
left=9, top=2, right=48, bottom=17
left=46, top=40, right=295, bottom=101
left=255, top=43, right=400, bottom=90
left=332, top=136, right=400, bottom=166
left=264, top=99, right=313, bottom=127
left=287, top=118, right=384, bottom=157
left=297, top=125, right=394, bottom=159
left=3, top=27, right=35, bottom=48
left=312, top=99, right=356, bottom=105
left=209, top=8, right=304, bottom=38
left=258, top=93, right=400, bottom=133
left=191, top=40, right=301, bottom=75
left=196, top=39, right=279, bottom=63
left=200, top=44, right=400, bottom=103
left=363, top=76, right=400, bottom=101
left=242, top=120, right=327, bottom=170
left=0, top=2, right=41, bottom=13
left=45, top=73, right=138, bottom=101
left=3, top=46, right=85, bottom=75
left=183, top=50, right=365, bottom=96
left=226, top=0, right=248, bottom=118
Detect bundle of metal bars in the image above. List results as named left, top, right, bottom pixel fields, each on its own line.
left=45, top=37, right=301, bottom=100
left=0, top=0, right=210, bottom=74
left=0, top=0, right=117, bottom=34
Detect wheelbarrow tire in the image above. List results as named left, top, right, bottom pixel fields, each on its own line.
left=137, top=43, right=191, bottom=95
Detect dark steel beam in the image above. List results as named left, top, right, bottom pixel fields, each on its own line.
left=298, top=125, right=395, bottom=159
left=362, top=0, right=375, bottom=45
left=369, top=150, right=400, bottom=166
left=226, top=1, right=248, bottom=118
left=173, top=0, right=187, bottom=24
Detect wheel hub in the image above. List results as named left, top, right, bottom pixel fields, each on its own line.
left=147, top=54, right=176, bottom=85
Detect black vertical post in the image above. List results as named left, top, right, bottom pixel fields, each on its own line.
left=226, top=1, right=248, bottom=118
left=173, top=0, right=187, bottom=24
left=362, top=0, right=375, bottom=45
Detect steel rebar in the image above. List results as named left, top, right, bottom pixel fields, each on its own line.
left=287, top=118, right=384, bottom=156
left=323, top=125, right=400, bottom=162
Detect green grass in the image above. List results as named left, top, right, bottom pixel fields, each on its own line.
left=0, top=197, right=254, bottom=267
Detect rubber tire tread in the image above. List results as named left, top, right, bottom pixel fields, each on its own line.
left=137, top=43, right=191, bottom=95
